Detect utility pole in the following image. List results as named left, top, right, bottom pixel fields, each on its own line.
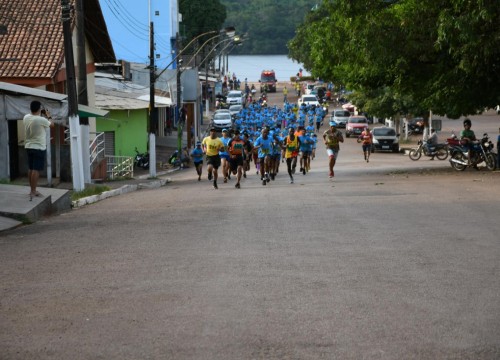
left=176, top=32, right=183, bottom=156
left=61, top=0, right=84, bottom=191
left=149, top=21, right=157, bottom=177
left=76, top=0, right=90, bottom=184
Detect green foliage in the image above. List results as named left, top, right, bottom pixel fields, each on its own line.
left=288, top=0, right=500, bottom=119
left=219, top=0, right=318, bottom=55
left=179, top=0, right=227, bottom=42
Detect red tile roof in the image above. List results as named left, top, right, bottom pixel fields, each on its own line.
left=0, top=0, right=115, bottom=83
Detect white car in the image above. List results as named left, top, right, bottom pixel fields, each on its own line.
left=371, top=126, right=400, bottom=153
left=226, top=90, right=245, bottom=106
left=297, top=94, right=320, bottom=107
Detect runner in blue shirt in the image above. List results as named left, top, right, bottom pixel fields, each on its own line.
left=298, top=130, right=313, bottom=175
left=191, top=141, right=204, bottom=181
left=219, top=129, right=232, bottom=183
left=253, top=128, right=274, bottom=185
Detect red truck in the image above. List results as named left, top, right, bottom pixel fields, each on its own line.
left=259, top=70, right=277, bottom=93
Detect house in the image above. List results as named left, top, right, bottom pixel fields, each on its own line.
left=93, top=66, right=173, bottom=159
left=0, top=0, right=115, bottom=181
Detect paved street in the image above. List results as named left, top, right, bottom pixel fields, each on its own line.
left=1, top=90, right=500, bottom=359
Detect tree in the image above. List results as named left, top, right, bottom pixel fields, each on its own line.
left=288, top=0, right=500, bottom=119
left=179, top=0, right=227, bottom=42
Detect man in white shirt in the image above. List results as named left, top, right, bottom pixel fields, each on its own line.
left=23, top=100, right=54, bottom=198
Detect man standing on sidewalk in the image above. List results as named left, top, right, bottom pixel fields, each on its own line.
left=23, top=100, right=54, bottom=198
left=323, top=121, right=344, bottom=178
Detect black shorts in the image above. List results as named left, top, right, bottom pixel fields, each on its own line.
left=194, top=160, right=203, bottom=167
left=206, top=155, right=221, bottom=169
left=229, top=156, right=244, bottom=172
left=27, top=148, right=46, bottom=171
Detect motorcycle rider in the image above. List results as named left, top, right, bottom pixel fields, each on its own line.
left=424, top=128, right=439, bottom=160
left=460, top=118, right=476, bottom=165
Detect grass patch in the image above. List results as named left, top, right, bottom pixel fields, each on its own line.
left=71, top=185, right=111, bottom=201
left=106, top=176, right=133, bottom=182
left=0, top=178, right=10, bottom=184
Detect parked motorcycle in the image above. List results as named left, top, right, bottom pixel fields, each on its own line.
left=134, top=147, right=149, bottom=169
left=448, top=133, right=496, bottom=171
left=409, top=140, right=448, bottom=161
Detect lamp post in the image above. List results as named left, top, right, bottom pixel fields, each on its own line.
left=175, top=27, right=236, bottom=155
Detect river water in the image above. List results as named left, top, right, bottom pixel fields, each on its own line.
left=227, top=55, right=310, bottom=83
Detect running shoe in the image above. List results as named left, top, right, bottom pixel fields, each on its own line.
left=329, top=171, right=334, bottom=178
left=224, top=177, right=227, bottom=183
left=243, top=172, right=246, bottom=178
left=235, top=183, right=241, bottom=189
left=198, top=175, right=201, bottom=181
left=302, top=168, right=306, bottom=175
left=289, top=176, right=294, bottom=184
left=213, top=180, right=218, bottom=189
left=208, top=172, right=213, bottom=181
left=265, top=173, right=270, bottom=182
left=262, top=179, right=267, bottom=186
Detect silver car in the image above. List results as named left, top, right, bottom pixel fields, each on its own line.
left=331, top=109, right=351, bottom=128
left=212, top=109, right=233, bottom=131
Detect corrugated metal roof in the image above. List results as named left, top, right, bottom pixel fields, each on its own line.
left=95, top=76, right=171, bottom=109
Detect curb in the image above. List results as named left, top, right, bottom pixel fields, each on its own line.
left=72, top=178, right=171, bottom=208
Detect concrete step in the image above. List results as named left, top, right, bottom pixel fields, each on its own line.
left=0, top=184, right=71, bottom=232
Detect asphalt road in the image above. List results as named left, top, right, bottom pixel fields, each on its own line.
left=1, top=90, right=500, bottom=359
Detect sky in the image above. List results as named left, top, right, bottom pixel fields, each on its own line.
left=98, top=0, right=174, bottom=68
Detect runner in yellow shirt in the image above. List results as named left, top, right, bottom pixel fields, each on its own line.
left=202, top=128, right=224, bottom=189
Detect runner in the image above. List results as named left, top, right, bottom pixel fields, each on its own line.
left=298, top=130, right=313, bottom=175
left=253, top=128, right=274, bottom=186
left=190, top=141, right=204, bottom=181
left=357, top=126, right=373, bottom=162
left=242, top=131, right=253, bottom=178
left=202, top=127, right=224, bottom=189
left=227, top=129, right=247, bottom=189
left=282, top=126, right=301, bottom=184
left=219, top=129, right=232, bottom=183
left=270, top=132, right=282, bottom=180
left=322, top=121, right=344, bottom=178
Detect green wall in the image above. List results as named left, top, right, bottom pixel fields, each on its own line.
left=96, top=109, right=149, bottom=157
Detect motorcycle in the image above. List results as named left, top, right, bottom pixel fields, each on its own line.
left=134, top=147, right=149, bottom=169
left=408, top=140, right=448, bottom=161
left=448, top=133, right=496, bottom=171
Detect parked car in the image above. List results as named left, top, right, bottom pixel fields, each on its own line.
left=228, top=104, right=243, bottom=119
left=297, top=94, right=320, bottom=107
left=371, top=126, right=400, bottom=153
left=226, top=90, right=245, bottom=106
left=345, top=115, right=368, bottom=137
left=211, top=109, right=233, bottom=131
left=331, top=109, right=351, bottom=128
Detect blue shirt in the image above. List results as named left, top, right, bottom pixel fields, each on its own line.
left=191, top=147, right=204, bottom=162
left=254, top=136, right=273, bottom=158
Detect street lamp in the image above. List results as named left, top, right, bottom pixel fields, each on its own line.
left=175, top=27, right=236, bottom=154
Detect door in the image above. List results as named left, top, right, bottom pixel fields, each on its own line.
left=8, top=120, right=19, bottom=180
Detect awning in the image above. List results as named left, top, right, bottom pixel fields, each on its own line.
left=78, top=104, right=109, bottom=118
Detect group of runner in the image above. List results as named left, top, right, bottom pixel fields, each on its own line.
left=192, top=100, right=352, bottom=189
